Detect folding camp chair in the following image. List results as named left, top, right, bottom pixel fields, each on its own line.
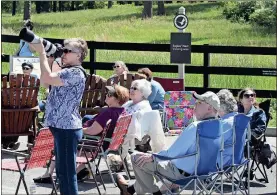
left=248, top=99, right=272, bottom=183
left=72, top=120, right=112, bottom=195
left=163, top=91, right=196, bottom=134
left=153, top=119, right=223, bottom=195
left=101, top=115, right=133, bottom=186
left=212, top=114, right=251, bottom=195
left=1, top=128, right=54, bottom=195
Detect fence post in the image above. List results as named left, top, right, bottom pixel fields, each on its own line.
left=203, top=44, right=210, bottom=90
left=90, top=44, right=96, bottom=75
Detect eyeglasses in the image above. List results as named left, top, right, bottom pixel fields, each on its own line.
left=106, top=92, right=118, bottom=98
left=243, top=93, right=256, bottom=98
left=22, top=67, right=31, bottom=70
left=106, top=93, right=113, bottom=97
left=63, top=48, right=79, bottom=54
left=113, top=65, right=121, bottom=69
left=130, top=87, right=138, bottom=91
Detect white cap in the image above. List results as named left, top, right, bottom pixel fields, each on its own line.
left=193, top=91, right=220, bottom=111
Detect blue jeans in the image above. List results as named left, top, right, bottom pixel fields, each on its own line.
left=50, top=127, right=83, bottom=195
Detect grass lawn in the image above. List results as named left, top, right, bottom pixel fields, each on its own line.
left=1, top=2, right=276, bottom=126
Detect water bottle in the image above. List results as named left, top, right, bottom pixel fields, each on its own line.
left=29, top=181, right=37, bottom=195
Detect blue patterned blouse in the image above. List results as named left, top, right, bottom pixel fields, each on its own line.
left=44, top=67, right=86, bottom=129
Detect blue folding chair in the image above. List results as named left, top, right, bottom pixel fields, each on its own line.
left=213, top=113, right=251, bottom=195
left=153, top=119, right=223, bottom=195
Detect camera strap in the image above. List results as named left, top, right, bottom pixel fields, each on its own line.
left=62, top=65, right=88, bottom=79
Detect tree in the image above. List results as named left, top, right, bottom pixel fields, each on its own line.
left=42, top=1, right=51, bottom=12
left=59, top=1, right=64, bottom=12
left=88, top=1, right=95, bottom=9
left=53, top=1, right=57, bottom=12
left=12, top=1, right=16, bottom=16
left=71, top=1, right=75, bottom=11
left=35, top=1, right=42, bottom=13
left=142, top=1, right=152, bottom=19
left=157, top=1, right=165, bottom=15
left=108, top=1, right=113, bottom=8
left=23, top=1, right=31, bottom=20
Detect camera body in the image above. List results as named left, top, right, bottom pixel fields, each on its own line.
left=19, top=27, right=63, bottom=58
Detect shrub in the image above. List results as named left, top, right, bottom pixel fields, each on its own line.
left=223, top=1, right=256, bottom=22
left=250, top=8, right=276, bottom=28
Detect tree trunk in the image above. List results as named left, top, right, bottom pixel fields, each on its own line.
left=71, top=1, right=75, bottom=11
left=42, top=1, right=50, bottom=12
left=23, top=1, right=31, bottom=20
left=88, top=1, right=95, bottom=9
left=108, top=1, right=113, bottom=8
left=157, top=1, right=165, bottom=16
left=53, top=1, right=57, bottom=12
left=75, top=1, right=81, bottom=10
left=36, top=1, right=41, bottom=13
left=142, top=1, right=152, bottom=19
left=58, top=1, right=64, bottom=12
left=12, top=1, right=16, bottom=16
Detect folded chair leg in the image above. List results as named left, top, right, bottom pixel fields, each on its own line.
left=50, top=175, right=58, bottom=195
left=21, top=176, right=30, bottom=195
left=94, top=159, right=106, bottom=191
left=91, top=169, right=102, bottom=195
left=103, top=156, right=117, bottom=187
left=15, top=177, right=23, bottom=195
left=84, top=152, right=102, bottom=195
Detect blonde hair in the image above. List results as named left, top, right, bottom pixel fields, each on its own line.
left=64, top=38, right=88, bottom=62
left=114, top=61, right=129, bottom=72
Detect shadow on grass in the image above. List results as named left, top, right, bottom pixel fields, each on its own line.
left=96, top=12, right=142, bottom=22
left=153, top=2, right=223, bottom=16
left=230, top=24, right=277, bottom=36
left=2, top=22, right=73, bottom=34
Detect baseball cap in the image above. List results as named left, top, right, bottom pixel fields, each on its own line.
left=105, top=86, right=116, bottom=95
left=22, top=62, right=33, bottom=69
left=193, top=91, right=220, bottom=111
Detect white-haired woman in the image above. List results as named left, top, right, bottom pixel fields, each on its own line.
left=217, top=89, right=238, bottom=167
left=122, top=79, right=152, bottom=114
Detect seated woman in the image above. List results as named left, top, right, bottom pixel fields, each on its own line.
left=33, top=85, right=129, bottom=183
left=237, top=87, right=267, bottom=137
left=137, top=68, right=165, bottom=110
left=121, top=79, right=152, bottom=157
left=109, top=61, right=129, bottom=84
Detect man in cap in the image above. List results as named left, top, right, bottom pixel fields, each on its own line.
left=116, top=91, right=220, bottom=195
left=22, top=62, right=34, bottom=76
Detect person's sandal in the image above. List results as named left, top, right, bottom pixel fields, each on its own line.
left=33, top=176, right=52, bottom=184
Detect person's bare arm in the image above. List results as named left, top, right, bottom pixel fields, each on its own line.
left=83, top=121, right=103, bottom=135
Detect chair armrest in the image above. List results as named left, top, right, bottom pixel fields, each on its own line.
left=80, top=139, right=99, bottom=145
left=77, top=144, right=98, bottom=151
left=83, top=135, right=112, bottom=143
left=2, top=106, right=39, bottom=112
left=153, top=152, right=196, bottom=161
left=1, top=149, right=29, bottom=158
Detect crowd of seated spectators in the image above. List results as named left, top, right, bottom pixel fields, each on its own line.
left=5, top=59, right=270, bottom=189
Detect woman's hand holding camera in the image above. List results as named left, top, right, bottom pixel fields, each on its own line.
left=29, top=38, right=46, bottom=55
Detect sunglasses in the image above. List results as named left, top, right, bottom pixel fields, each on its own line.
left=130, top=87, right=138, bottom=91
left=243, top=93, right=256, bottom=98
left=22, top=67, right=31, bottom=70
left=113, top=65, right=121, bottom=69
left=63, top=48, right=79, bottom=54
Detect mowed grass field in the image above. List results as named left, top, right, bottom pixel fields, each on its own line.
left=1, top=2, right=276, bottom=126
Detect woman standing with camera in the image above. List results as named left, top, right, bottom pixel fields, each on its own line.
left=30, top=38, right=88, bottom=195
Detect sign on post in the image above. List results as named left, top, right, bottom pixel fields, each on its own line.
left=170, top=32, right=191, bottom=64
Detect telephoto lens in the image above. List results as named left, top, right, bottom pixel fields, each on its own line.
left=19, top=27, right=63, bottom=58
